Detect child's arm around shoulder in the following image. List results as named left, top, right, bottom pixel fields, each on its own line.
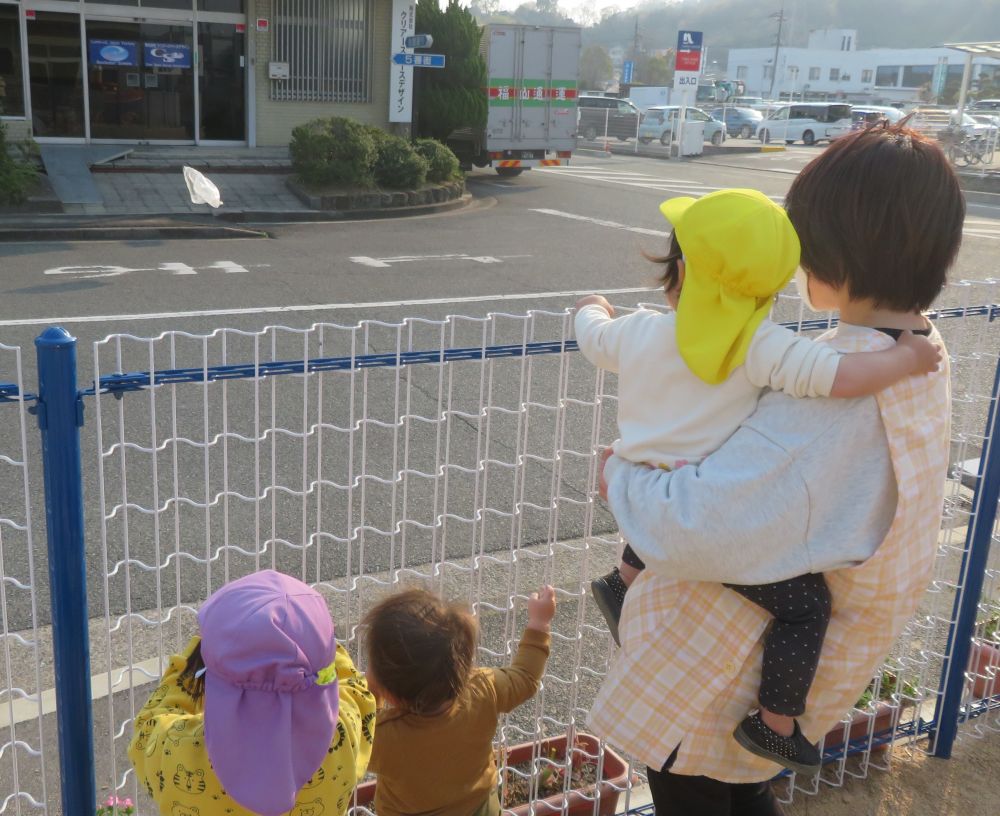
left=745, top=320, right=941, bottom=399
left=491, top=586, right=555, bottom=714
left=574, top=295, right=659, bottom=374
left=828, top=330, right=941, bottom=398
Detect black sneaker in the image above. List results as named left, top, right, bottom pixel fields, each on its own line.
left=591, top=568, right=629, bottom=646
left=733, top=712, right=822, bottom=776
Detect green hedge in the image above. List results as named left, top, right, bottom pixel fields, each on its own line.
left=0, top=123, right=37, bottom=206
left=290, top=117, right=462, bottom=190
left=290, top=117, right=377, bottom=187
left=373, top=135, right=429, bottom=189
left=415, top=139, right=460, bottom=183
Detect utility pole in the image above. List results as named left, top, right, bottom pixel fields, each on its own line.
left=632, top=14, right=640, bottom=81
left=768, top=3, right=787, bottom=99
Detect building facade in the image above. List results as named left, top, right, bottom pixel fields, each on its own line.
left=0, top=0, right=394, bottom=146
left=727, top=29, right=1000, bottom=104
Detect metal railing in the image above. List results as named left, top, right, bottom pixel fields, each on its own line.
left=1, top=290, right=998, bottom=814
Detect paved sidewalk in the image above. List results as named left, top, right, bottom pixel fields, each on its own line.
left=92, top=171, right=308, bottom=216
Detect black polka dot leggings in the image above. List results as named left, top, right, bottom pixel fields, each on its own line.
left=723, top=573, right=832, bottom=718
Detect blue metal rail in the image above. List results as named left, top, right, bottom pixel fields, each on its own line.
left=0, top=304, right=995, bottom=404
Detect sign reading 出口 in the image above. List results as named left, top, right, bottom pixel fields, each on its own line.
left=389, top=0, right=416, bottom=123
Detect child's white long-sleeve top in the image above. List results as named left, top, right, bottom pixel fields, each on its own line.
left=575, top=305, right=842, bottom=468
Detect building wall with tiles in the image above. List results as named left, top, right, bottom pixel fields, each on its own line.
left=250, top=0, right=393, bottom=146
left=2, top=118, right=30, bottom=142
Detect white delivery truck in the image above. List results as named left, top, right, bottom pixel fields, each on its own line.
left=449, top=24, right=581, bottom=177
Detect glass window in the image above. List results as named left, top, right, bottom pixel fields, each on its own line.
left=876, top=65, right=900, bottom=87
left=0, top=4, right=25, bottom=117
left=902, top=65, right=934, bottom=88
left=28, top=11, right=85, bottom=136
left=763, top=65, right=774, bottom=80
left=808, top=67, right=820, bottom=80
left=736, top=65, right=747, bottom=79
left=272, top=0, right=373, bottom=103
left=87, top=19, right=194, bottom=140
left=199, top=0, right=245, bottom=11
left=861, top=69, right=873, bottom=83
left=143, top=0, right=194, bottom=9
left=768, top=107, right=789, bottom=121
left=616, top=101, right=633, bottom=114
left=829, top=68, right=840, bottom=81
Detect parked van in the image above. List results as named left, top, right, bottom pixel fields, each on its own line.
left=758, top=103, right=853, bottom=145
left=578, top=95, right=642, bottom=141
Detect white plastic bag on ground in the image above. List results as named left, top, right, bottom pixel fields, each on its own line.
left=183, top=166, right=223, bottom=208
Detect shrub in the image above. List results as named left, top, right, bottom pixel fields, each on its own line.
left=0, top=123, right=37, bottom=206
left=289, top=117, right=376, bottom=188
left=373, top=135, right=429, bottom=190
left=415, top=139, right=460, bottom=182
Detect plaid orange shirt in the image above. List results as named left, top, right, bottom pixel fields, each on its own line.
left=589, top=326, right=951, bottom=781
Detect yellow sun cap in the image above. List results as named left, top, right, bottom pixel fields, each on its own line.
left=659, top=189, right=801, bottom=385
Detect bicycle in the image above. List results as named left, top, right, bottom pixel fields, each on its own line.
left=938, top=126, right=996, bottom=167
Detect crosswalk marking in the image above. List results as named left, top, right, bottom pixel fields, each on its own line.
left=538, top=164, right=725, bottom=197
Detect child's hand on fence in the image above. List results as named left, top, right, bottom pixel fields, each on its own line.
left=527, top=585, right=557, bottom=632
left=574, top=294, right=614, bottom=316
left=897, top=330, right=942, bottom=375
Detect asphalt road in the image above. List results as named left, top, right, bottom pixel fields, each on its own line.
left=0, top=148, right=998, bottom=636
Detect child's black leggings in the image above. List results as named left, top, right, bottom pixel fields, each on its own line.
left=621, top=544, right=831, bottom=717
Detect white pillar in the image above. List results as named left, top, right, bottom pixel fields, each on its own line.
left=955, top=51, right=973, bottom=118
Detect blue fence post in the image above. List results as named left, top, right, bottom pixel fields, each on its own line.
left=35, top=326, right=96, bottom=813
left=931, top=354, right=1000, bottom=758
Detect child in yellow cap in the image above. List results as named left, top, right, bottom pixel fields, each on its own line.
left=576, top=188, right=940, bottom=775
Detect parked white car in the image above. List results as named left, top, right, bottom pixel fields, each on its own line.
left=758, top=103, right=853, bottom=145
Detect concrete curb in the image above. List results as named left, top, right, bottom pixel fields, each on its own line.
left=92, top=164, right=293, bottom=174
left=0, top=194, right=476, bottom=240
left=0, top=223, right=270, bottom=242
left=286, top=177, right=466, bottom=211
left=958, top=172, right=1000, bottom=194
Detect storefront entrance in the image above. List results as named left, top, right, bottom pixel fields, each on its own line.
left=23, top=2, right=247, bottom=144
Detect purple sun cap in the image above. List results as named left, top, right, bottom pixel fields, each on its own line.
left=197, top=570, right=339, bottom=816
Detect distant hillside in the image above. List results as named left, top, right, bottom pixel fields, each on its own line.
left=472, top=0, right=1000, bottom=54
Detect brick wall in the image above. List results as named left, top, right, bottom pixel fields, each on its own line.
left=250, top=0, right=392, bottom=146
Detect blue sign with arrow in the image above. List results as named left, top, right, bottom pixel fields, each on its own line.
left=623, top=60, right=634, bottom=84
left=392, top=52, right=446, bottom=68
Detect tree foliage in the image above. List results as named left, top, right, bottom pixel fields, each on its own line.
left=635, top=55, right=673, bottom=87
left=415, top=0, right=488, bottom=141
left=580, top=44, right=613, bottom=90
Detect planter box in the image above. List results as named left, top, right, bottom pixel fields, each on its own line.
left=822, top=701, right=897, bottom=758
left=971, top=640, right=1000, bottom=699
left=351, top=733, right=629, bottom=816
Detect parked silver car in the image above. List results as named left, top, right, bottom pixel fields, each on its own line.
left=638, top=106, right=727, bottom=146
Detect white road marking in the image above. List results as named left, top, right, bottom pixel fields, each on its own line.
left=0, top=287, right=660, bottom=327
left=349, top=253, right=528, bottom=268
left=44, top=261, right=267, bottom=278
left=530, top=208, right=669, bottom=236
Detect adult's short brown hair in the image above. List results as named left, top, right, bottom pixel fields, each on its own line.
left=363, top=589, right=478, bottom=715
left=784, top=126, right=964, bottom=312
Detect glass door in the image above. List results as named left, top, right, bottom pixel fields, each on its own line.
left=28, top=11, right=86, bottom=138
left=86, top=18, right=194, bottom=141
left=198, top=22, right=244, bottom=141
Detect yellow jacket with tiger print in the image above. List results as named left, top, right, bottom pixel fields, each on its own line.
left=128, top=636, right=376, bottom=816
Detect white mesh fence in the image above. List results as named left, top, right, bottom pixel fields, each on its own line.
left=0, top=342, right=49, bottom=815
left=2, top=280, right=999, bottom=815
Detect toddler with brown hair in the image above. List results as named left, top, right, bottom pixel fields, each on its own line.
left=364, top=585, right=556, bottom=816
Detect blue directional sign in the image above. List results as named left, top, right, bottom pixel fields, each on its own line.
left=403, top=34, right=433, bottom=49
left=392, top=52, right=446, bottom=68
left=622, top=60, right=634, bottom=84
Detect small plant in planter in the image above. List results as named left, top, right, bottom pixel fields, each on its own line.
left=971, top=612, right=1000, bottom=699
left=822, top=668, right=918, bottom=759
left=351, top=733, right=628, bottom=815
left=95, top=795, right=135, bottom=816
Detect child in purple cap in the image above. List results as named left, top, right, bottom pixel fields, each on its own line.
left=129, top=570, right=377, bottom=816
